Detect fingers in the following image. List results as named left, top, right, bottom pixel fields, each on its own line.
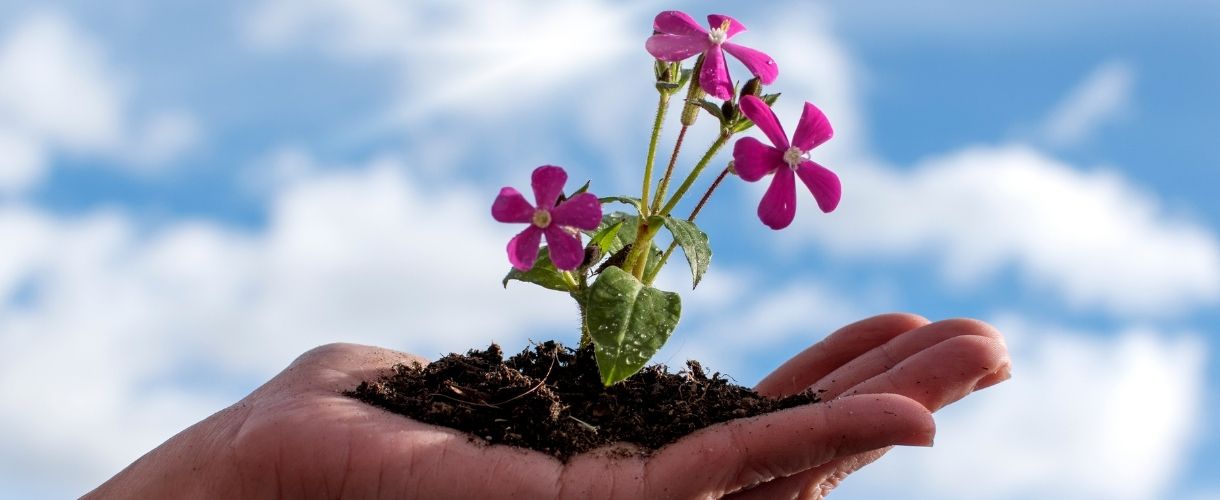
left=648, top=394, right=934, bottom=499
left=810, top=318, right=1007, bottom=401
left=756, top=313, right=930, bottom=397
left=839, top=334, right=1010, bottom=411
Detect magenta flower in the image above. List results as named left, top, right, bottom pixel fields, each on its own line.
left=645, top=11, right=778, bottom=100
left=492, top=166, right=602, bottom=272
left=733, top=95, right=841, bottom=230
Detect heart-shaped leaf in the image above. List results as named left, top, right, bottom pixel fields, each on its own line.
left=586, top=266, right=682, bottom=386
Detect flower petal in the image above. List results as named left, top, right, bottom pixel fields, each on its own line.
left=706, top=14, right=746, bottom=38
left=551, top=192, right=602, bottom=231
left=700, top=47, right=733, bottom=100
left=758, top=166, right=797, bottom=230
left=646, top=34, right=710, bottom=62
left=654, top=11, right=706, bottom=37
left=544, top=226, right=585, bottom=271
left=722, top=42, right=778, bottom=85
left=491, top=187, right=535, bottom=223
left=531, top=165, right=567, bottom=209
left=791, top=101, right=833, bottom=152
left=738, top=95, right=789, bottom=149
left=507, top=226, right=543, bottom=271
left=732, top=136, right=784, bottom=182
left=796, top=160, right=842, bottom=213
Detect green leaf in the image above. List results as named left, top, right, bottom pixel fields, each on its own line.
left=598, top=196, right=643, bottom=211
left=598, top=212, right=638, bottom=254
left=762, top=93, right=781, bottom=106
left=589, top=221, right=624, bottom=253
left=502, top=247, right=572, bottom=292
left=663, top=217, right=712, bottom=288
left=692, top=99, right=724, bottom=121
left=570, top=180, right=591, bottom=197
left=586, top=266, right=682, bottom=385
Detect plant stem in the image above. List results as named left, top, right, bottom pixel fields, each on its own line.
left=644, top=164, right=732, bottom=285
left=560, top=271, right=580, bottom=291
left=650, top=124, right=689, bottom=214
left=640, top=93, right=671, bottom=217
left=658, top=132, right=731, bottom=217
left=688, top=164, right=732, bottom=222
left=576, top=293, right=593, bottom=347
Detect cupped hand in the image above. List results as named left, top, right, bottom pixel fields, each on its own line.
left=86, top=314, right=1008, bottom=499
left=728, top=313, right=1011, bottom=499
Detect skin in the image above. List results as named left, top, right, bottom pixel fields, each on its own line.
left=85, top=314, right=1010, bottom=499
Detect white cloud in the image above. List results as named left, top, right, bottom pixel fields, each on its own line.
left=245, top=0, right=640, bottom=121
left=0, top=155, right=575, bottom=496
left=838, top=317, right=1207, bottom=500
left=792, top=145, right=1220, bottom=316
left=1040, top=60, right=1135, bottom=147
left=0, top=10, right=200, bottom=193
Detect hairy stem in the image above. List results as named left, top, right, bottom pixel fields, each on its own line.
left=650, top=125, right=690, bottom=214
left=640, top=93, right=671, bottom=217
left=659, top=133, right=731, bottom=217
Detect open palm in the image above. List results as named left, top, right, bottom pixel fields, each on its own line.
left=87, top=314, right=1008, bottom=499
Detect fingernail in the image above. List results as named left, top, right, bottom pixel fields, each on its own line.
left=972, top=361, right=1012, bottom=391
left=905, top=428, right=935, bottom=447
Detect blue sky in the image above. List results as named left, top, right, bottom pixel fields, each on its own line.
left=1, top=1, right=1218, bottom=498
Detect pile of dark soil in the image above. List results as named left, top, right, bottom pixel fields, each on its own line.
left=346, top=341, right=819, bottom=460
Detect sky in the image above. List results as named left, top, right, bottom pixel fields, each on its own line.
left=0, top=0, right=1218, bottom=498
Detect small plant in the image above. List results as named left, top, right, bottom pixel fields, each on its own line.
left=494, top=11, right=841, bottom=386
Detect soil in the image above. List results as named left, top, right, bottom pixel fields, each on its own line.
left=345, top=341, right=819, bottom=461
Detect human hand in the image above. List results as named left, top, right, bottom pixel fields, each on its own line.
left=728, top=313, right=1012, bottom=499
left=86, top=338, right=941, bottom=499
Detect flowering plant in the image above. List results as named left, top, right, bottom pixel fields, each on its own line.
left=495, top=11, right=841, bottom=386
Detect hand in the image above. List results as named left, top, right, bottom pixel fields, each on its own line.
left=729, top=313, right=1011, bottom=499
left=85, top=313, right=1007, bottom=499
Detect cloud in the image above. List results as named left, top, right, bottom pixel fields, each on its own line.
left=1039, top=60, right=1135, bottom=147
left=838, top=317, right=1206, bottom=500
left=0, top=155, right=575, bottom=496
left=791, top=145, right=1220, bottom=316
left=244, top=0, right=640, bottom=121
left=0, top=10, right=201, bottom=193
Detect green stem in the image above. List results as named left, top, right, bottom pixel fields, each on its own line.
left=644, top=164, right=732, bottom=285
left=658, top=133, right=731, bottom=217
left=574, top=275, right=592, bottom=347
left=650, top=125, right=689, bottom=214
left=560, top=271, right=580, bottom=291
left=640, top=93, right=671, bottom=217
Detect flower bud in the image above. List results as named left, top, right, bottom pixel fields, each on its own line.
left=679, top=54, right=708, bottom=126
left=742, top=77, right=763, bottom=98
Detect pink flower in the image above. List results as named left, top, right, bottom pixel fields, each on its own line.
left=492, top=166, right=602, bottom=271
left=645, top=11, right=777, bottom=100
left=732, top=95, right=841, bottom=230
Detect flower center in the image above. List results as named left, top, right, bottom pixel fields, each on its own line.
left=783, top=147, right=805, bottom=169
left=532, top=209, right=552, bottom=228
left=708, top=20, right=731, bottom=45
